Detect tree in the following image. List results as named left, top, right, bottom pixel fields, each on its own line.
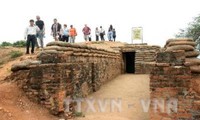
left=176, top=14, right=200, bottom=50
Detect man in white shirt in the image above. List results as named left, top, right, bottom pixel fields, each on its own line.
left=24, top=19, right=40, bottom=54
left=99, top=26, right=105, bottom=41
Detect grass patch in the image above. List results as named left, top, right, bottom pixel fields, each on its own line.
left=74, top=112, right=85, bottom=117
left=10, top=51, right=23, bottom=59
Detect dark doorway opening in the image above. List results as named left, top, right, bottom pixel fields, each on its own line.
left=123, top=52, right=135, bottom=73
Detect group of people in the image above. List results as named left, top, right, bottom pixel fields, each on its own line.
left=24, top=16, right=44, bottom=54
left=24, top=16, right=117, bottom=54
left=54, top=23, right=117, bottom=42
left=82, top=25, right=117, bottom=42
left=51, top=19, right=77, bottom=43
left=95, top=25, right=116, bottom=41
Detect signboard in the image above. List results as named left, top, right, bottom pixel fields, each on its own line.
left=132, top=27, right=143, bottom=43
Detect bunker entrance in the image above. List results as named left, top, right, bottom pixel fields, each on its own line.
left=123, top=52, right=135, bottom=73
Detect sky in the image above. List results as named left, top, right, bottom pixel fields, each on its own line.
left=0, top=0, right=200, bottom=47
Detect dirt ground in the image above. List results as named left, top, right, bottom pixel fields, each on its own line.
left=0, top=82, right=59, bottom=120
left=0, top=47, right=59, bottom=120
left=77, top=74, right=150, bottom=120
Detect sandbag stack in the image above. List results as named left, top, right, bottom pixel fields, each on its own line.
left=165, top=38, right=200, bottom=73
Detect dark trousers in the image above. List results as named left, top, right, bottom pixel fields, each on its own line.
left=26, top=35, right=36, bottom=54
left=113, top=36, right=116, bottom=42
left=58, top=34, right=62, bottom=41
left=62, top=35, right=69, bottom=42
left=100, top=33, right=104, bottom=41
left=96, top=35, right=99, bottom=41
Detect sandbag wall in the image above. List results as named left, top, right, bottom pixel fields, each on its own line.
left=7, top=41, right=122, bottom=116
left=165, top=38, right=200, bottom=73
left=150, top=50, right=197, bottom=120
left=150, top=38, right=200, bottom=120
left=120, top=44, right=160, bottom=74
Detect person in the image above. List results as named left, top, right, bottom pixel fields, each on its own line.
left=24, top=19, right=40, bottom=54
left=107, top=28, right=113, bottom=41
left=69, top=25, right=77, bottom=43
left=95, top=27, right=100, bottom=41
left=82, top=24, right=91, bottom=41
left=99, top=26, right=105, bottom=41
left=109, top=25, right=113, bottom=31
left=88, top=34, right=92, bottom=41
left=108, top=25, right=114, bottom=41
left=113, top=28, right=116, bottom=41
left=60, top=24, right=69, bottom=42
left=51, top=18, right=61, bottom=41
left=35, top=15, right=45, bottom=49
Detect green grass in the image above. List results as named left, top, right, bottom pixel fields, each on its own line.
left=74, top=112, right=85, bottom=117
left=10, top=51, right=23, bottom=59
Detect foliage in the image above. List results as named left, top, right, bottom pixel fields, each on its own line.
left=74, top=112, right=85, bottom=117
left=0, top=41, right=13, bottom=47
left=175, top=14, right=200, bottom=50
left=13, top=40, right=26, bottom=47
left=0, top=60, right=4, bottom=65
left=0, top=40, right=26, bottom=47
left=10, top=51, right=23, bottom=59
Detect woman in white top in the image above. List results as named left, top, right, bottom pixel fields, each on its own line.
left=99, top=26, right=105, bottom=41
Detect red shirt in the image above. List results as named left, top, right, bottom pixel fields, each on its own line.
left=82, top=27, right=91, bottom=35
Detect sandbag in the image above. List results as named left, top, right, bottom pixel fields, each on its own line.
left=185, top=50, right=200, bottom=58
left=165, top=45, right=194, bottom=51
left=190, top=65, right=200, bottom=73
left=185, top=58, right=200, bottom=66
left=166, top=41, right=196, bottom=47
left=166, top=38, right=194, bottom=45
left=11, top=60, right=41, bottom=72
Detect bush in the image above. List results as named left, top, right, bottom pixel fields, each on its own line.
left=0, top=60, right=4, bottom=65
left=0, top=41, right=13, bottom=47
left=10, top=51, right=23, bottom=59
left=74, top=112, right=85, bottom=117
left=13, top=40, right=26, bottom=47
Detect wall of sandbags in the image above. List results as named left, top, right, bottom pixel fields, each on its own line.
left=150, top=50, right=198, bottom=120
left=165, top=38, right=200, bottom=74
left=8, top=41, right=122, bottom=117
left=150, top=38, right=200, bottom=120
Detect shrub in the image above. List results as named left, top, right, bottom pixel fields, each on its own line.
left=13, top=40, right=26, bottom=47
left=0, top=41, right=13, bottom=47
left=0, top=60, right=4, bottom=65
left=10, top=51, right=23, bottom=59
left=74, top=112, right=85, bottom=117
